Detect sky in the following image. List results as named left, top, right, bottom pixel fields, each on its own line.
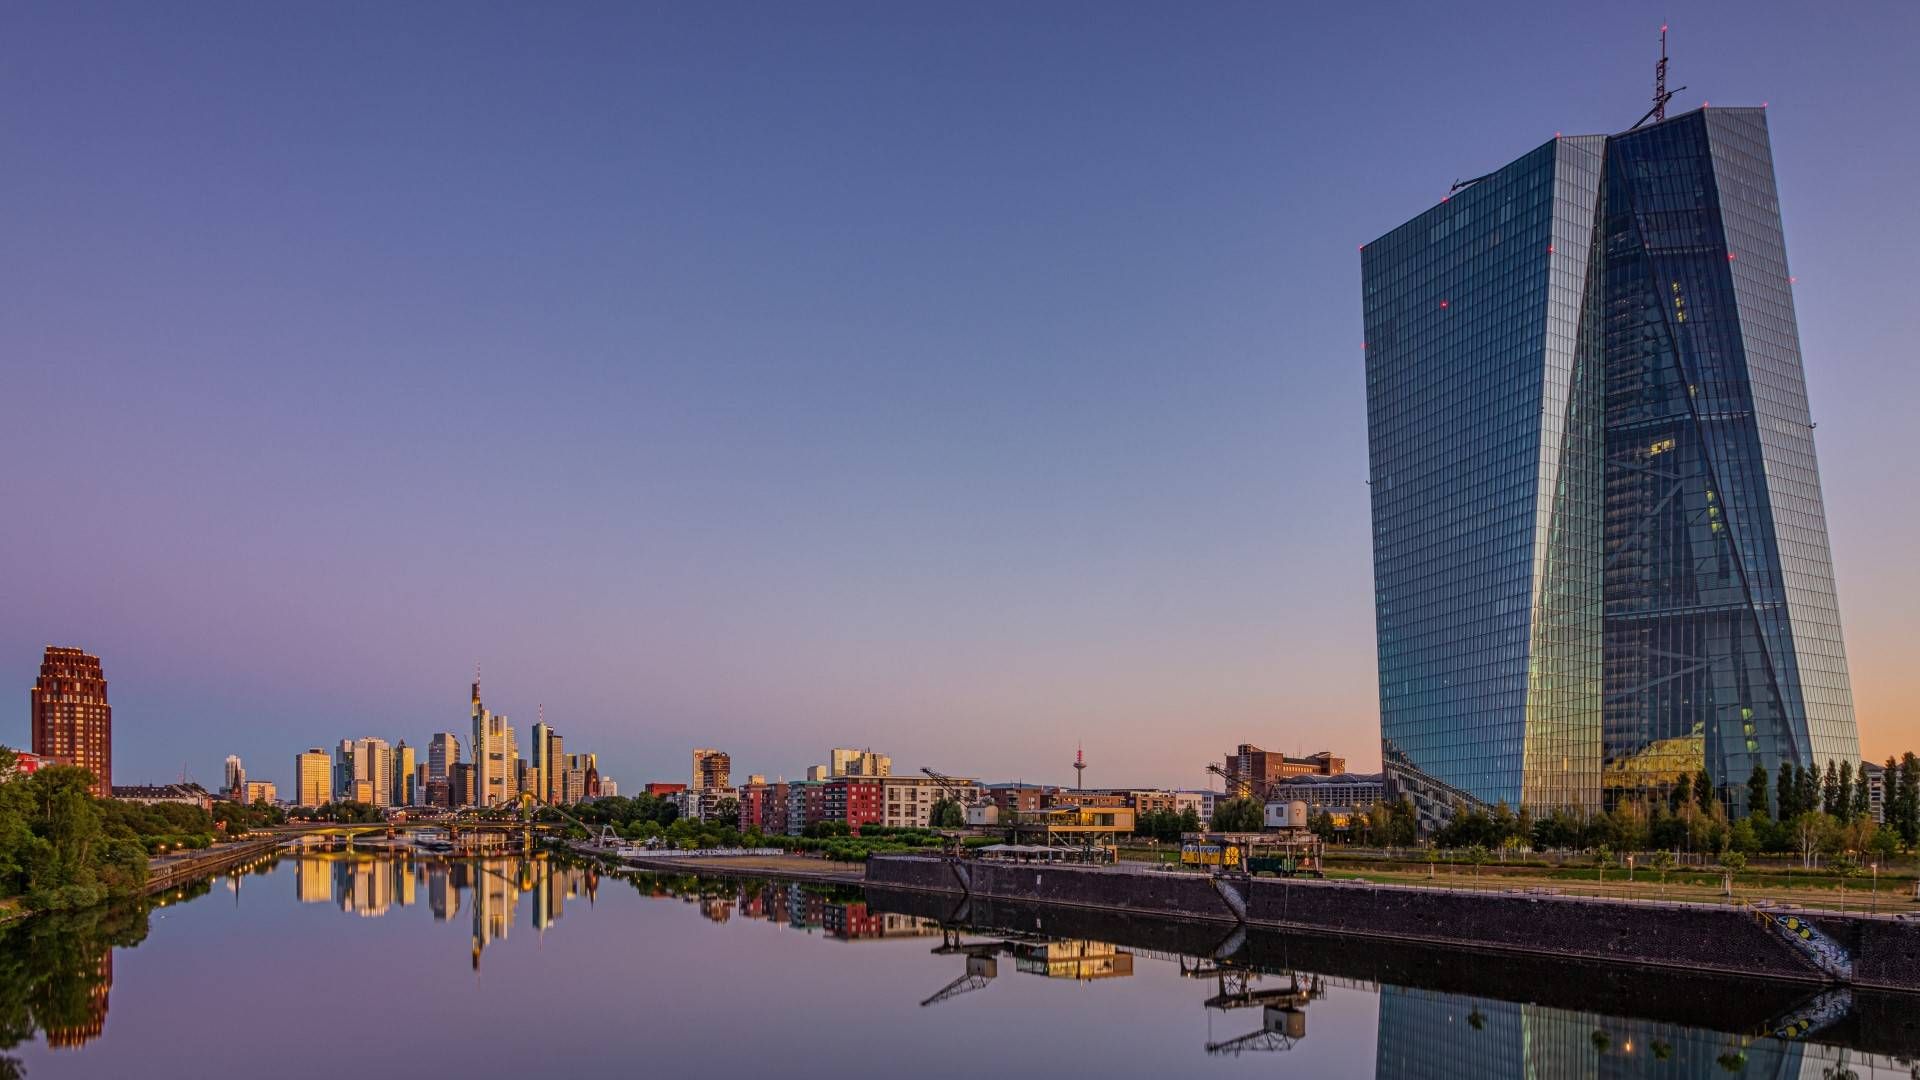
left=3, top=2, right=1918, bottom=795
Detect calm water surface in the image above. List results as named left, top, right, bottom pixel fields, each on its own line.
left=2, top=850, right=1914, bottom=1079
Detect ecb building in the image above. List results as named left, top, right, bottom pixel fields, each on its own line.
left=1361, top=107, right=1859, bottom=821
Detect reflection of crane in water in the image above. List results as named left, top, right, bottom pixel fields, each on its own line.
left=917, top=924, right=1062, bottom=1007
left=1182, top=956, right=1324, bottom=1055
left=920, top=925, right=1005, bottom=1007
left=920, top=952, right=998, bottom=1006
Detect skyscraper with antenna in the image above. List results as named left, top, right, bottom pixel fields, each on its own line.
left=1362, top=30, right=1859, bottom=825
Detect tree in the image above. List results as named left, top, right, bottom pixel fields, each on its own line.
left=1776, top=764, right=1796, bottom=822
left=1670, top=773, right=1692, bottom=814
left=1797, top=766, right=1819, bottom=824
left=1387, top=798, right=1418, bottom=847
left=1822, top=761, right=1840, bottom=816
left=1695, top=767, right=1713, bottom=814
left=1466, top=844, right=1489, bottom=879
left=1727, top=818, right=1759, bottom=854
left=1899, top=753, right=1920, bottom=846
left=1883, top=756, right=1903, bottom=841
left=1836, top=761, right=1854, bottom=824
left=929, top=800, right=965, bottom=829
left=1792, top=812, right=1834, bottom=869
left=1211, top=797, right=1263, bottom=833
left=1747, top=765, right=1771, bottom=820
left=1178, top=806, right=1202, bottom=836
left=1650, top=848, right=1676, bottom=887
left=1851, top=772, right=1871, bottom=823
left=1308, top=811, right=1337, bottom=842
left=1869, top=824, right=1900, bottom=863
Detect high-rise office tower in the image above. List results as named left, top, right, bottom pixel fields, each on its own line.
left=30, top=646, right=112, bottom=797
left=334, top=739, right=356, bottom=801
left=224, top=755, right=246, bottom=797
left=296, top=748, right=331, bottom=807
left=394, top=741, right=416, bottom=806
left=1362, top=106, right=1859, bottom=822
left=545, top=730, right=565, bottom=804
left=470, top=675, right=517, bottom=807
left=354, top=737, right=393, bottom=808
left=428, top=732, right=459, bottom=783
left=531, top=717, right=554, bottom=804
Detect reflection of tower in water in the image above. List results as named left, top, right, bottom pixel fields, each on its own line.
left=41, top=952, right=112, bottom=1049
left=470, top=862, right=515, bottom=970
left=295, top=856, right=333, bottom=904
left=468, top=857, right=597, bottom=968
left=1372, top=985, right=1814, bottom=1079
left=430, top=861, right=463, bottom=922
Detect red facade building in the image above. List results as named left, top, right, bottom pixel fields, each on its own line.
left=824, top=778, right=883, bottom=833
left=31, top=646, right=112, bottom=797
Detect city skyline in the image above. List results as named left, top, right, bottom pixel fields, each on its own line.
left=6, top=4, right=1919, bottom=793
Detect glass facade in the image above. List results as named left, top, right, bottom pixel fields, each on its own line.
left=1363, top=137, right=1607, bottom=820
left=1364, top=109, right=1859, bottom=819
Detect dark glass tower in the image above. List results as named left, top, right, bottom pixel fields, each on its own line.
left=1362, top=108, right=1858, bottom=820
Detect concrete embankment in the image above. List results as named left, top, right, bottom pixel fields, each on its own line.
left=866, top=855, right=1920, bottom=991
left=145, top=836, right=285, bottom=894
left=864, top=883, right=1920, bottom=1053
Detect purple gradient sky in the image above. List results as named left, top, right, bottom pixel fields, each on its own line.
left=4, top=3, right=1917, bottom=795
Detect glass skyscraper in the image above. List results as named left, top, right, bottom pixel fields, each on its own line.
left=1362, top=108, right=1858, bottom=820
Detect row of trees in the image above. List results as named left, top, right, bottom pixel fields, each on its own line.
left=209, top=799, right=285, bottom=835
left=287, top=801, right=386, bottom=824
left=562, top=793, right=685, bottom=831
left=1135, top=806, right=1204, bottom=843
left=0, top=754, right=216, bottom=912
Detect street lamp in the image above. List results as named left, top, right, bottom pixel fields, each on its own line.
left=1627, top=854, right=1634, bottom=884
left=1872, top=862, right=1878, bottom=913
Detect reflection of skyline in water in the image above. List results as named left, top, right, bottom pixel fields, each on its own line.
left=287, top=852, right=599, bottom=970
left=7, top=856, right=1920, bottom=1076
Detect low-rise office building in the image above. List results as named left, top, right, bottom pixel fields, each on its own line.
left=1268, top=772, right=1386, bottom=828
left=111, top=783, right=214, bottom=812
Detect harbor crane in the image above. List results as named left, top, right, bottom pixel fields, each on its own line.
left=1206, top=762, right=1279, bottom=805
left=919, top=766, right=974, bottom=806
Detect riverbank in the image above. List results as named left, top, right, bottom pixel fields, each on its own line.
left=573, top=847, right=865, bottom=885
left=145, top=835, right=285, bottom=895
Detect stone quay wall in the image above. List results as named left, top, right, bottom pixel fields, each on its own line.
left=866, top=856, right=1920, bottom=989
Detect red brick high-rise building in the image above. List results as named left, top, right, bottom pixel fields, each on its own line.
left=31, top=646, right=112, bottom=798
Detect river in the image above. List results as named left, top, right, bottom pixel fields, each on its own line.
left=0, top=849, right=1912, bottom=1078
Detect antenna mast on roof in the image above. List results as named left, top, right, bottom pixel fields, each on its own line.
left=1631, top=24, right=1686, bottom=130
left=1655, top=24, right=1670, bottom=121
